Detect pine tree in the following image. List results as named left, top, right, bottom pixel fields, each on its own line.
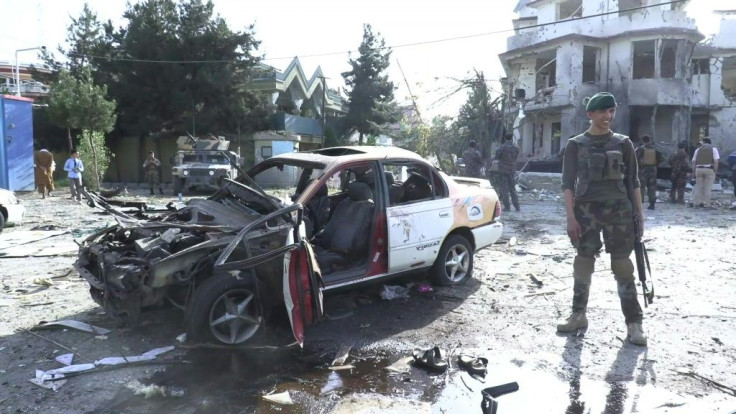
left=342, top=24, right=399, bottom=144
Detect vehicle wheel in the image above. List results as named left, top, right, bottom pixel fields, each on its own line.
left=186, top=276, right=265, bottom=345
left=0, top=210, right=5, bottom=234
left=430, top=234, right=473, bottom=286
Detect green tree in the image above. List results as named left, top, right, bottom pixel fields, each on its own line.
left=47, top=68, right=117, bottom=190
left=454, top=70, right=504, bottom=161
left=77, top=130, right=113, bottom=190
left=342, top=24, right=399, bottom=144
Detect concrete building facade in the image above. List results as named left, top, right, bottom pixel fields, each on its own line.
left=500, top=0, right=736, bottom=163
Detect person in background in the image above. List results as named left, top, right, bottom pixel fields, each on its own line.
left=143, top=151, right=164, bottom=195
left=495, top=133, right=520, bottom=212
left=34, top=148, right=55, bottom=199
left=690, top=137, right=719, bottom=208
left=634, top=135, right=663, bottom=210
left=668, top=142, right=690, bottom=203
left=728, top=149, right=736, bottom=198
left=463, top=140, right=483, bottom=178
left=64, top=149, right=84, bottom=203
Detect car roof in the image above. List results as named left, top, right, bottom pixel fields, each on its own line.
left=269, top=146, right=426, bottom=168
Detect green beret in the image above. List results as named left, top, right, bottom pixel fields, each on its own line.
left=585, top=92, right=617, bottom=111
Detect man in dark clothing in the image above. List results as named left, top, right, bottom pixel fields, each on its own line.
left=634, top=135, right=663, bottom=210
left=557, top=92, right=647, bottom=346
left=729, top=150, right=736, bottom=197
left=668, top=142, right=690, bottom=203
left=495, top=134, right=520, bottom=211
left=463, top=140, right=483, bottom=178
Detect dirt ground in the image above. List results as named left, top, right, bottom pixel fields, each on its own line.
left=1, top=185, right=735, bottom=413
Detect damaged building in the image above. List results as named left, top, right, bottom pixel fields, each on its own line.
left=500, top=0, right=736, bottom=163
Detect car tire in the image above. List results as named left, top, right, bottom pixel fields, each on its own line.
left=430, top=234, right=473, bottom=286
left=185, top=275, right=265, bottom=345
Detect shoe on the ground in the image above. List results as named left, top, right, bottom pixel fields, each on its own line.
left=627, top=323, right=647, bottom=346
left=514, top=207, right=520, bottom=212
left=647, top=203, right=655, bottom=210
left=556, top=312, right=588, bottom=332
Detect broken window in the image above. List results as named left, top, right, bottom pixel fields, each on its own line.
left=582, top=46, right=599, bottom=83
left=558, top=0, right=582, bottom=20
left=721, top=57, right=736, bottom=100
left=692, top=58, right=710, bottom=75
left=535, top=56, right=557, bottom=91
left=633, top=40, right=655, bottom=79
left=551, top=122, right=562, bottom=155
left=619, top=0, right=644, bottom=17
left=660, top=39, right=678, bottom=78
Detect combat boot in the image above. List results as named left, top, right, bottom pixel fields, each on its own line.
left=627, top=323, right=647, bottom=346
left=556, top=312, right=588, bottom=333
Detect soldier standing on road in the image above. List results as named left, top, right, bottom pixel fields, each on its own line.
left=495, top=133, right=520, bottom=212
left=143, top=151, right=163, bottom=195
left=668, top=142, right=690, bottom=203
left=63, top=149, right=84, bottom=203
left=463, top=140, right=483, bottom=178
left=34, top=148, right=55, bottom=199
left=690, top=137, right=720, bottom=208
left=557, top=92, right=647, bottom=346
left=635, top=135, right=663, bottom=210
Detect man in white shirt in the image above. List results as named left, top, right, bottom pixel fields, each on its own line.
left=690, top=137, right=719, bottom=207
left=63, top=150, right=85, bottom=202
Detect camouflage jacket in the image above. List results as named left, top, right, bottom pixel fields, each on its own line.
left=463, top=148, right=483, bottom=178
left=495, top=143, right=519, bottom=175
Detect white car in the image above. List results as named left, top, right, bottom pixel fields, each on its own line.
left=77, top=146, right=504, bottom=346
left=0, top=188, right=24, bottom=233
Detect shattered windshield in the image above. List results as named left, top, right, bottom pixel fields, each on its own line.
left=251, top=161, right=325, bottom=203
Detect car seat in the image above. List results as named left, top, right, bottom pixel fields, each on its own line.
left=315, top=181, right=375, bottom=274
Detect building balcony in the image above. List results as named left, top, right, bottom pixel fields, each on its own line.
left=506, top=10, right=697, bottom=54
left=627, top=78, right=691, bottom=106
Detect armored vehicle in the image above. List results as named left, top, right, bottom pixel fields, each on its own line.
left=171, top=135, right=240, bottom=194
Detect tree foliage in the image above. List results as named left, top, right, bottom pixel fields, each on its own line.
left=77, top=130, right=113, bottom=191
left=454, top=70, right=504, bottom=161
left=46, top=67, right=117, bottom=189
left=341, top=24, right=399, bottom=144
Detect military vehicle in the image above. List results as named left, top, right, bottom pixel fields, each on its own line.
left=171, top=135, right=240, bottom=194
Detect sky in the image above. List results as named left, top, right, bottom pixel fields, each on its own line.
left=0, top=0, right=733, bottom=119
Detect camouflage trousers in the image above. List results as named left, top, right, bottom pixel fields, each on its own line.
left=570, top=199, right=642, bottom=324
left=145, top=170, right=160, bottom=187
left=669, top=171, right=688, bottom=202
left=639, top=167, right=657, bottom=204
left=496, top=172, right=519, bottom=211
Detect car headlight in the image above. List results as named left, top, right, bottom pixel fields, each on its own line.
left=209, top=170, right=215, bottom=176
left=183, top=170, right=189, bottom=176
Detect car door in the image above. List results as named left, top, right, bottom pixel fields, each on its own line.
left=283, top=239, right=323, bottom=347
left=384, top=162, right=453, bottom=273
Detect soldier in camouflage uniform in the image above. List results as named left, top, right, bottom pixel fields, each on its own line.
left=495, top=133, right=520, bottom=211
left=558, top=92, right=647, bottom=346
left=634, top=135, right=663, bottom=210
left=463, top=140, right=483, bottom=178
left=668, top=142, right=690, bottom=203
left=143, top=151, right=163, bottom=195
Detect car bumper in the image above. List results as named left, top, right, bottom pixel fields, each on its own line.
left=4, top=203, right=25, bottom=225
left=472, top=220, right=503, bottom=251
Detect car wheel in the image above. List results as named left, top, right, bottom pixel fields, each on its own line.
left=430, top=234, right=473, bottom=286
left=186, top=276, right=265, bottom=345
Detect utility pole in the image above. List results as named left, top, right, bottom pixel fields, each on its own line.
left=14, top=46, right=45, bottom=96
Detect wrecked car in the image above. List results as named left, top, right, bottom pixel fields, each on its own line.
left=76, top=146, right=504, bottom=346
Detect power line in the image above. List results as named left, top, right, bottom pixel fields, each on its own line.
left=62, top=0, right=688, bottom=65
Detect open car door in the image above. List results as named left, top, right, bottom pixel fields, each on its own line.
left=283, top=240, right=324, bottom=346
